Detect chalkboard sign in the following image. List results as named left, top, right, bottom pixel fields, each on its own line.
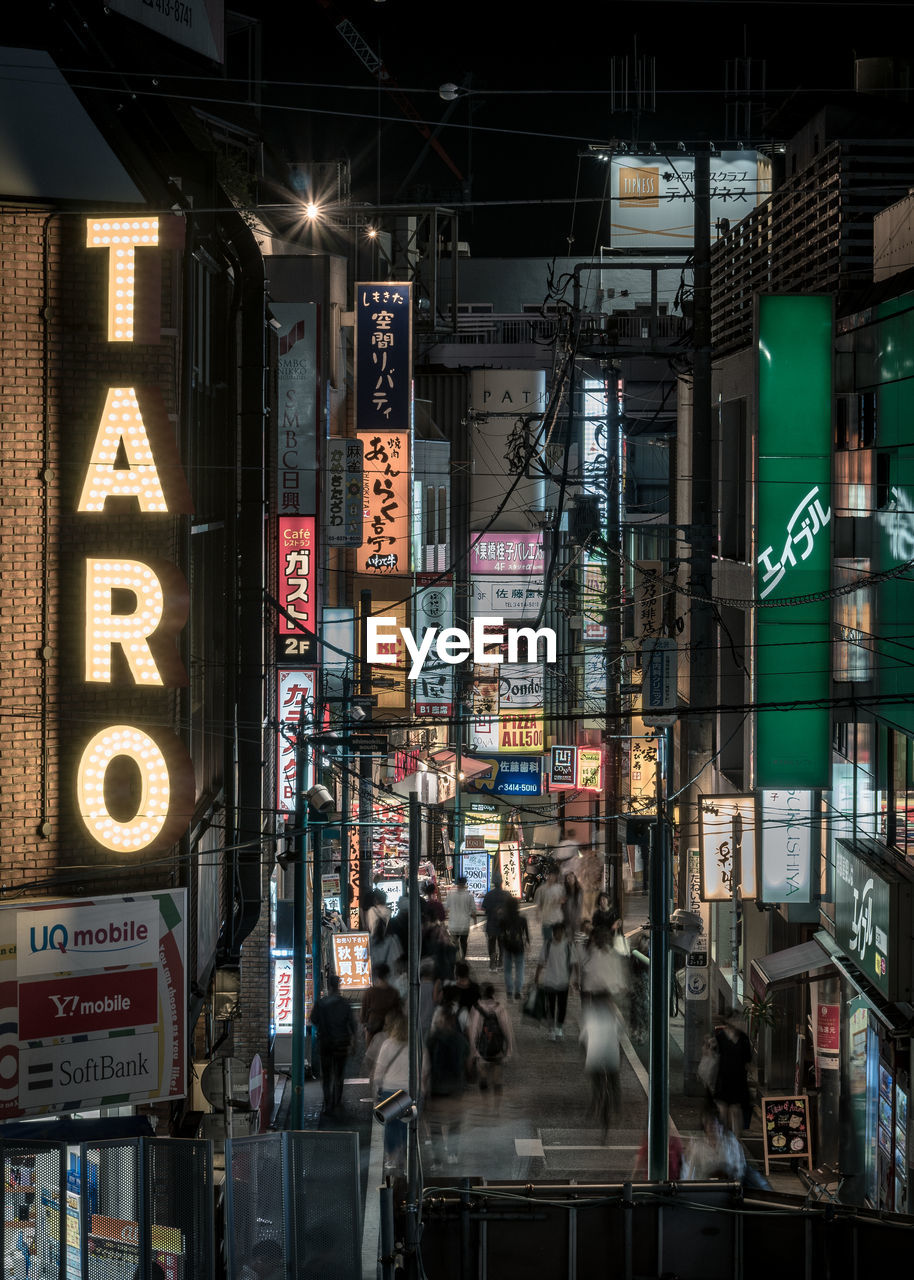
left=761, top=1095, right=813, bottom=1174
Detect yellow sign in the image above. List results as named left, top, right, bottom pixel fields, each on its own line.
left=498, top=712, right=544, bottom=753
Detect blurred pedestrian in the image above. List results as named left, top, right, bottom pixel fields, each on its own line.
left=534, top=865, right=565, bottom=945
left=466, top=984, right=514, bottom=1109
left=364, top=887, right=390, bottom=935
left=552, top=831, right=580, bottom=876
left=713, top=1011, right=753, bottom=1134
left=577, top=845, right=603, bottom=926
left=446, top=876, right=478, bottom=959
left=682, top=1106, right=746, bottom=1181
left=631, top=1130, right=685, bottom=1180
left=423, top=1005, right=470, bottom=1169
left=481, top=872, right=510, bottom=971
left=418, top=957, right=441, bottom=1046
left=535, top=920, right=577, bottom=1040
left=578, top=926, right=629, bottom=1007
left=369, top=909, right=403, bottom=973
left=309, top=973, right=356, bottom=1114
left=421, top=879, right=446, bottom=924
left=591, top=891, right=617, bottom=934
left=500, top=896, right=529, bottom=1000
left=440, top=959, right=482, bottom=1031
left=628, top=928, right=650, bottom=1044
left=579, top=994, right=622, bottom=1138
left=360, top=963, right=402, bottom=1049
left=562, top=872, right=583, bottom=937
left=372, top=1009, right=410, bottom=1172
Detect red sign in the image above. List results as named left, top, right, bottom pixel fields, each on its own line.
left=18, top=968, right=158, bottom=1040
left=278, top=515, right=316, bottom=635
left=249, top=1052, right=264, bottom=1111
left=816, top=1002, right=840, bottom=1054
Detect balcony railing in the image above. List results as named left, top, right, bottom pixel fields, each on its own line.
left=445, top=311, right=688, bottom=347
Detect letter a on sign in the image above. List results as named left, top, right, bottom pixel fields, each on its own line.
left=77, top=386, right=193, bottom=514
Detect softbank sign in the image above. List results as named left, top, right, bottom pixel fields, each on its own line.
left=368, top=616, right=556, bottom=680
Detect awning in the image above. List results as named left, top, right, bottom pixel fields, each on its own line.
left=750, top=938, right=835, bottom=995
left=428, top=750, right=492, bottom=780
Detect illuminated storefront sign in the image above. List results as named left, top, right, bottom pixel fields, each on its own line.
left=757, top=294, right=832, bottom=788
left=577, top=748, right=603, bottom=791
left=331, top=932, right=372, bottom=991
left=471, top=575, right=545, bottom=617
left=498, top=712, right=544, bottom=753
left=276, top=668, right=317, bottom=816
left=760, top=789, right=814, bottom=903
left=627, top=718, right=657, bottom=816
left=467, top=756, right=543, bottom=796
left=469, top=531, right=544, bottom=575
left=499, top=842, right=522, bottom=897
left=413, top=586, right=454, bottom=717
left=499, top=663, right=543, bottom=710
left=550, top=746, right=577, bottom=789
left=278, top=515, right=316, bottom=635
left=356, top=429, right=410, bottom=575
left=834, top=841, right=912, bottom=1003
left=355, top=283, right=412, bottom=431
left=77, top=216, right=195, bottom=854
left=699, top=794, right=758, bottom=900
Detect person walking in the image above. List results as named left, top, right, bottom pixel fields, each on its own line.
left=466, top=984, right=514, bottom=1109
left=713, top=1011, right=753, bottom=1134
left=481, top=872, right=510, bottom=971
left=500, top=896, right=529, bottom=999
left=535, top=920, right=577, bottom=1040
left=561, top=872, right=583, bottom=938
left=372, top=1009, right=410, bottom=1172
left=360, top=963, right=402, bottom=1049
left=309, top=973, right=356, bottom=1114
left=579, top=994, right=622, bottom=1139
left=446, top=876, right=477, bottom=959
left=423, top=1005, right=471, bottom=1169
left=577, top=926, right=628, bottom=1007
left=534, top=865, right=565, bottom=945
left=440, top=959, right=482, bottom=1031
left=683, top=1106, right=747, bottom=1181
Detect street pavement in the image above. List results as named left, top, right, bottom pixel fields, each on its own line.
left=288, top=891, right=805, bottom=1273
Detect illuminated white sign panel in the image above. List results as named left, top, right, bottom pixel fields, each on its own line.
left=760, top=790, right=814, bottom=904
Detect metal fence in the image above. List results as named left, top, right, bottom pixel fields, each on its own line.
left=225, top=1131, right=361, bottom=1280
left=0, top=1136, right=214, bottom=1280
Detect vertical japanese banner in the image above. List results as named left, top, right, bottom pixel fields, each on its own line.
left=273, top=303, right=318, bottom=514
left=413, top=585, right=454, bottom=717
left=756, top=294, right=832, bottom=788
left=324, top=437, right=364, bottom=546
left=356, top=430, right=410, bottom=575
left=332, top=932, right=372, bottom=991
left=276, top=668, right=317, bottom=816
left=278, top=516, right=316, bottom=634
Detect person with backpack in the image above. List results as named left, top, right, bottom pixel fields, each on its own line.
left=534, top=920, right=577, bottom=1040
left=500, top=896, right=529, bottom=1000
left=466, top=984, right=514, bottom=1105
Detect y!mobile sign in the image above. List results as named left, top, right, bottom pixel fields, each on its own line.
left=0, top=891, right=186, bottom=1119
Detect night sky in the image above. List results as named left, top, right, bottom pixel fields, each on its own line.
left=228, top=0, right=912, bottom=254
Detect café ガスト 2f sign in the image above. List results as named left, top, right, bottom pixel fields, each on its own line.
left=77, top=218, right=195, bottom=853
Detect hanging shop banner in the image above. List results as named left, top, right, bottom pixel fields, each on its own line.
left=499, top=842, right=523, bottom=898
left=626, top=716, right=657, bottom=816
left=834, top=840, right=913, bottom=1002
left=413, top=586, right=454, bottom=717
left=0, top=890, right=186, bottom=1119
left=577, top=748, right=603, bottom=791
left=582, top=399, right=609, bottom=520
left=550, top=745, right=578, bottom=790
left=356, top=429, right=410, bottom=575
left=641, top=637, right=677, bottom=723
left=467, top=756, right=543, bottom=796
left=685, top=850, right=711, bottom=993
left=634, top=561, right=664, bottom=638
left=471, top=575, right=546, bottom=617
left=470, top=717, right=500, bottom=752
left=583, top=650, right=607, bottom=700
left=278, top=515, right=316, bottom=635
left=469, top=531, right=545, bottom=575
left=461, top=851, right=490, bottom=905
left=760, top=789, right=814, bottom=904
left=276, top=668, right=317, bottom=816
left=331, top=932, right=372, bottom=992
left=757, top=294, right=832, bottom=788
left=499, top=663, right=543, bottom=710
left=355, top=282, right=412, bottom=431
left=372, top=797, right=410, bottom=870
left=272, top=955, right=313, bottom=1034
left=324, top=437, right=364, bottom=546
left=581, top=556, right=607, bottom=643
left=274, top=303, right=318, bottom=515
left=498, top=711, right=544, bottom=753
left=699, top=794, right=758, bottom=900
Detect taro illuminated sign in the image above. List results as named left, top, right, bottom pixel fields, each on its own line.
left=76, top=216, right=196, bottom=854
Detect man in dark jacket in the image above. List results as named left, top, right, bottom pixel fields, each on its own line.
left=481, top=873, right=511, bottom=970
left=310, top=974, right=357, bottom=1113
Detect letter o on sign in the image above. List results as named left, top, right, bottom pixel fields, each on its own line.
left=76, top=724, right=195, bottom=853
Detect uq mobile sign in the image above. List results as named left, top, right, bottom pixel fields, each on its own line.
left=756, top=294, right=832, bottom=789
left=0, top=891, right=187, bottom=1118
left=73, top=217, right=196, bottom=854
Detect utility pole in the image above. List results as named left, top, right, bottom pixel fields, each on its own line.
left=648, top=728, right=671, bottom=1179
left=405, top=793, right=422, bottom=1276
left=359, top=589, right=374, bottom=919
left=682, top=144, right=715, bottom=1088
left=290, top=707, right=310, bottom=1130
